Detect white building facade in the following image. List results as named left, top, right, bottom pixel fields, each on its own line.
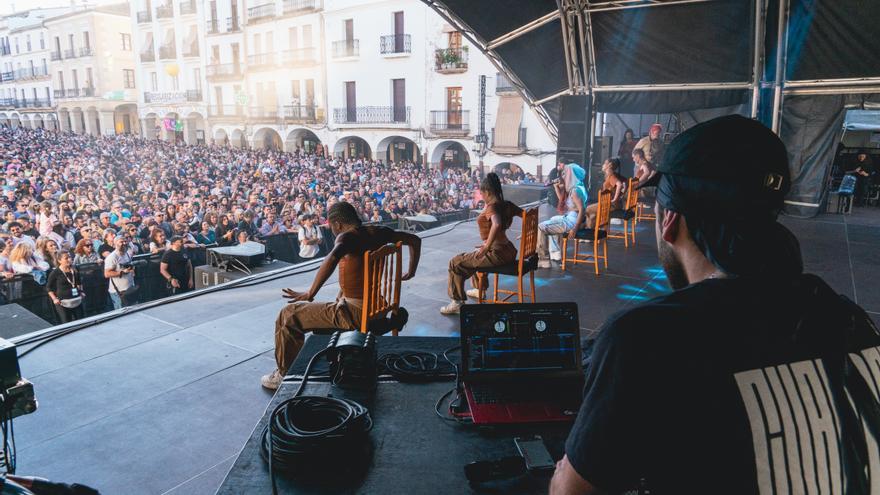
left=0, top=8, right=71, bottom=131
left=201, top=0, right=555, bottom=175
left=47, top=4, right=139, bottom=136
left=130, top=0, right=208, bottom=143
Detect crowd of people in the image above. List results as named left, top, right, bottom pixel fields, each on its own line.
left=0, top=126, right=494, bottom=321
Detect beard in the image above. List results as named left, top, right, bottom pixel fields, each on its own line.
left=658, top=240, right=690, bottom=290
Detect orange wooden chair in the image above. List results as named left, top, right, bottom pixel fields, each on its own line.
left=636, top=178, right=656, bottom=223
left=562, top=190, right=611, bottom=275
left=360, top=241, right=407, bottom=336
left=475, top=207, right=539, bottom=303
left=608, top=178, right=639, bottom=247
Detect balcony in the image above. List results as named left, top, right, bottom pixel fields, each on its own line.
left=380, top=34, right=411, bottom=55
left=63, top=49, right=76, bottom=59
left=208, top=105, right=246, bottom=120
left=430, top=110, right=470, bottom=136
left=490, top=127, right=528, bottom=152
left=53, top=89, right=65, bottom=98
left=434, top=48, right=468, bottom=74
left=206, top=63, right=242, bottom=81
left=79, top=47, right=93, bottom=57
left=206, top=19, right=219, bottom=34
left=332, top=39, right=359, bottom=58
left=496, top=73, right=516, bottom=93
left=0, top=72, right=11, bottom=83
left=0, top=46, right=10, bottom=56
left=50, top=51, right=62, bottom=61
left=137, top=11, right=152, bottom=23
left=140, top=50, right=156, bottom=62
left=80, top=87, right=95, bottom=97
left=247, top=53, right=275, bottom=69
left=183, top=42, right=199, bottom=57
left=156, top=3, right=174, bottom=19
left=283, top=47, right=317, bottom=67
left=247, top=3, right=275, bottom=24
left=283, top=105, right=317, bottom=123
left=65, top=89, right=79, bottom=98
left=0, top=98, right=13, bottom=108
left=333, top=106, right=410, bottom=125
left=227, top=17, right=241, bottom=32
left=186, top=90, right=202, bottom=102
left=248, top=105, right=280, bottom=122
left=15, top=99, right=52, bottom=108
left=283, top=0, right=321, bottom=15
left=159, top=45, right=176, bottom=60
left=179, top=0, right=197, bottom=15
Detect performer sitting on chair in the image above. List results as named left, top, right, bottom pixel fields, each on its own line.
left=262, top=201, right=421, bottom=390
left=538, top=163, right=588, bottom=268
left=585, top=158, right=625, bottom=228
left=440, top=173, right=523, bottom=315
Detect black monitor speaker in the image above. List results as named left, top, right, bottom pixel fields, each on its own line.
left=556, top=95, right=591, bottom=166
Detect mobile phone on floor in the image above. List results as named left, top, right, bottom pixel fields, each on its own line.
left=514, top=435, right=555, bottom=471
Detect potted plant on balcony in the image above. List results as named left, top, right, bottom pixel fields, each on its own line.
left=443, top=49, right=460, bottom=69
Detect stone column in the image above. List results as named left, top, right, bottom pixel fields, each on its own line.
left=98, top=111, right=116, bottom=136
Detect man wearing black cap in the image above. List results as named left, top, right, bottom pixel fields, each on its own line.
left=551, top=115, right=880, bottom=494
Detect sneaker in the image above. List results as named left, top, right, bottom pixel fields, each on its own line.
left=466, top=288, right=482, bottom=299
left=261, top=369, right=283, bottom=390
left=538, top=259, right=552, bottom=269
left=440, top=300, right=464, bottom=315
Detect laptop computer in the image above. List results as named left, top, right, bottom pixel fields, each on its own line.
left=459, top=303, right=584, bottom=425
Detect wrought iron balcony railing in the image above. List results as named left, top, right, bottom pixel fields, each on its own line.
left=0, top=72, right=12, bottom=83
left=63, top=49, right=76, bottom=59
left=434, top=48, right=468, bottom=73
left=332, top=39, right=359, bottom=58
left=53, top=89, right=65, bottom=98
left=159, top=45, right=176, bottom=60
left=80, top=87, right=95, bottom=97
left=227, top=17, right=241, bottom=32
left=0, top=98, right=14, bottom=107
left=283, top=47, right=317, bottom=66
left=490, top=127, right=528, bottom=151
left=206, top=63, right=242, bottom=79
left=430, top=110, right=470, bottom=134
left=333, top=106, right=410, bottom=125
left=248, top=106, right=280, bottom=120
left=206, top=19, right=219, bottom=34
left=380, top=34, right=411, bottom=55
left=0, top=46, right=10, bottom=56
left=140, top=50, right=156, bottom=62
left=283, top=105, right=317, bottom=122
left=79, top=47, right=93, bottom=57
left=186, top=90, right=202, bottom=102
left=65, top=89, right=79, bottom=98
left=137, top=11, right=152, bottom=23
left=15, top=98, right=52, bottom=108
left=50, top=51, right=62, bottom=61
left=496, top=73, right=516, bottom=93
left=156, top=3, right=174, bottom=19
left=247, top=53, right=275, bottom=68
left=179, top=0, right=197, bottom=15
left=247, top=3, right=275, bottom=24
left=283, top=0, right=321, bottom=15
left=208, top=105, right=246, bottom=118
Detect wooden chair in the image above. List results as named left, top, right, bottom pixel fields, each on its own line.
left=636, top=178, right=656, bottom=223
left=608, top=178, right=639, bottom=247
left=360, top=242, right=408, bottom=336
left=475, top=207, right=540, bottom=303
left=562, top=190, right=611, bottom=275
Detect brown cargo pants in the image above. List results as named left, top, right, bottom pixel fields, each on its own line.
left=274, top=295, right=362, bottom=374
left=447, top=241, right=518, bottom=302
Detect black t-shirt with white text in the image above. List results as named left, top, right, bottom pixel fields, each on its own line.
left=565, top=274, right=880, bottom=494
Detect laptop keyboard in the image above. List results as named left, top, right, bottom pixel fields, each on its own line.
left=470, top=384, right=563, bottom=405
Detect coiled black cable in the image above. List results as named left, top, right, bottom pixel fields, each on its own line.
left=261, top=347, right=373, bottom=495
left=378, top=351, right=457, bottom=382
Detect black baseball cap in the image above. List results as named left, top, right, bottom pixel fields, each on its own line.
left=639, top=115, right=789, bottom=220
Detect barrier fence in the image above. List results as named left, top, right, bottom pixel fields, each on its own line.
left=0, top=210, right=473, bottom=325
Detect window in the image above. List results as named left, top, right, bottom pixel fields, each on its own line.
left=86, top=68, right=93, bottom=88
left=121, top=33, right=131, bottom=51
left=40, top=33, right=45, bottom=50
left=123, top=69, right=135, bottom=89
left=150, top=72, right=158, bottom=91
left=83, top=32, right=90, bottom=49
left=41, top=59, right=47, bottom=74
left=171, top=75, right=179, bottom=91
left=291, top=80, right=300, bottom=101
left=14, top=37, right=18, bottom=54
left=57, top=71, right=64, bottom=90
left=68, top=34, right=74, bottom=51
left=302, top=26, right=311, bottom=47
left=72, top=69, right=79, bottom=89
left=193, top=68, right=201, bottom=90
left=26, top=35, right=31, bottom=52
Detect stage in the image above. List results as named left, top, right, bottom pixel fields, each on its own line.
left=12, top=205, right=880, bottom=494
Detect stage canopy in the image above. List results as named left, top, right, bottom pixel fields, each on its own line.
left=423, top=0, right=880, bottom=217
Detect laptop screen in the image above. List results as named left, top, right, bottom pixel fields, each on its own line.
left=460, top=303, right=581, bottom=377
